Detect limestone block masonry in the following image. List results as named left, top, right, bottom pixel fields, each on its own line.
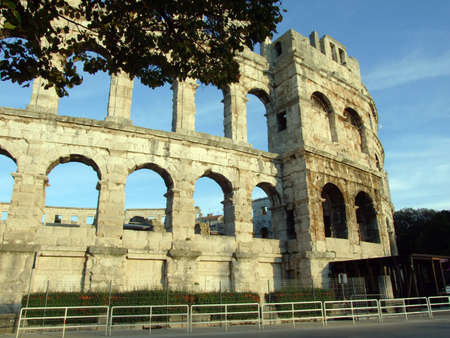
left=0, top=29, right=396, bottom=311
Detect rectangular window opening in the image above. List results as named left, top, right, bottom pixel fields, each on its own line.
left=339, top=48, right=346, bottom=64
left=86, top=216, right=94, bottom=225
left=277, top=111, right=287, bottom=131
left=1, top=211, right=8, bottom=221
left=54, top=215, right=62, bottom=224
left=330, top=42, right=338, bottom=62
left=41, top=214, right=46, bottom=223
left=71, top=215, right=79, bottom=223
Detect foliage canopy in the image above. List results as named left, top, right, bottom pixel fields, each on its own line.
left=0, top=0, right=283, bottom=96
left=394, top=208, right=450, bottom=256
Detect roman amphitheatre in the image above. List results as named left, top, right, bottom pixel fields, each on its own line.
left=0, top=28, right=396, bottom=310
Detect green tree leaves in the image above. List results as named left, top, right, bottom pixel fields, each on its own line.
left=0, top=0, right=283, bottom=96
left=394, top=208, right=450, bottom=255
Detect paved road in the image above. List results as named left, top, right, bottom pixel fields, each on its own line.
left=4, top=316, right=450, bottom=338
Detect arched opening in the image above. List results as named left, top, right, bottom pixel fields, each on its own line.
left=355, top=191, right=380, bottom=243
left=131, top=82, right=172, bottom=131
left=195, top=84, right=224, bottom=137
left=125, top=164, right=173, bottom=232
left=321, top=183, right=348, bottom=239
left=58, top=62, right=109, bottom=120
left=194, top=172, right=233, bottom=236
left=247, top=89, right=270, bottom=151
left=252, top=182, right=283, bottom=239
left=0, top=149, right=17, bottom=221
left=311, top=92, right=337, bottom=142
left=343, top=107, right=366, bottom=153
left=45, top=155, right=101, bottom=226
left=252, top=186, right=271, bottom=238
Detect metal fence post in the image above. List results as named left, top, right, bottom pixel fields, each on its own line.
left=225, top=304, right=228, bottom=331
left=108, top=281, right=112, bottom=307
left=62, top=307, right=68, bottom=338
left=43, top=280, right=50, bottom=326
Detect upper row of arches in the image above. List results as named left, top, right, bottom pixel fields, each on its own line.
left=308, top=91, right=382, bottom=165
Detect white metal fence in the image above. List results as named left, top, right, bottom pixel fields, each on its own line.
left=379, top=297, right=431, bottom=321
left=15, top=296, right=450, bottom=337
left=324, top=299, right=380, bottom=324
left=109, top=304, right=189, bottom=335
left=428, top=296, right=450, bottom=317
left=190, top=303, right=260, bottom=331
left=16, top=306, right=109, bottom=338
left=261, top=301, right=323, bottom=327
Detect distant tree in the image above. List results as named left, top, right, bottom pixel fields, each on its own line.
left=394, top=208, right=450, bottom=255
left=0, top=0, right=283, bottom=96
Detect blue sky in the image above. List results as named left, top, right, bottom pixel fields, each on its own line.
left=0, top=0, right=449, bottom=215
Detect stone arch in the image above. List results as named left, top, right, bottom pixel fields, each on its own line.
left=246, top=87, right=272, bottom=151
left=129, top=163, right=174, bottom=191
left=0, top=147, right=17, bottom=164
left=248, top=88, right=271, bottom=106
left=321, top=183, right=348, bottom=239
left=200, top=170, right=233, bottom=197
left=44, top=154, right=101, bottom=225
left=126, top=163, right=175, bottom=232
left=195, top=169, right=234, bottom=236
left=255, top=182, right=281, bottom=206
left=343, top=107, right=367, bottom=153
left=46, top=154, right=102, bottom=180
left=355, top=191, right=380, bottom=243
left=311, top=91, right=337, bottom=142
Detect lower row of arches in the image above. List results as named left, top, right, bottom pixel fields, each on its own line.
left=0, top=151, right=282, bottom=238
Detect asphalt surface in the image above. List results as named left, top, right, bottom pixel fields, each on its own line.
left=4, top=314, right=450, bottom=338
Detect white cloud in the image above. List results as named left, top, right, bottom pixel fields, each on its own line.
left=366, top=50, right=450, bottom=91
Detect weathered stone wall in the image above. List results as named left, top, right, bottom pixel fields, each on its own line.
left=0, top=28, right=395, bottom=310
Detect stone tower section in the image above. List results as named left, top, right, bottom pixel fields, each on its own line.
left=263, top=30, right=396, bottom=286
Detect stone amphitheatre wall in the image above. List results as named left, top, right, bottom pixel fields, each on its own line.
left=0, top=29, right=396, bottom=311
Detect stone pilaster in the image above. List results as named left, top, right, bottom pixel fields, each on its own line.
left=27, top=77, right=59, bottom=114
left=85, top=246, right=127, bottom=291
left=230, top=189, right=253, bottom=242
left=232, top=250, right=259, bottom=292
left=95, top=179, right=125, bottom=246
left=4, top=172, right=46, bottom=243
left=167, top=243, right=201, bottom=291
left=224, top=83, right=248, bottom=143
left=105, top=71, right=134, bottom=125
left=222, top=196, right=236, bottom=237
left=171, top=78, right=198, bottom=133
left=0, top=244, right=38, bottom=312
left=166, top=188, right=195, bottom=240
